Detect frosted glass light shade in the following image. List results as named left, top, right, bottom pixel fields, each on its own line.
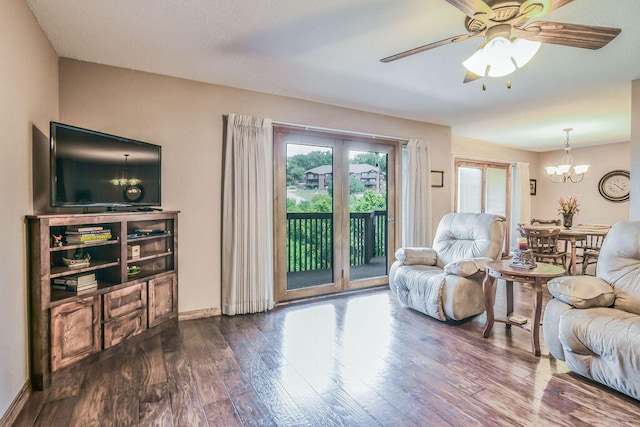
left=557, top=164, right=571, bottom=174
left=511, top=38, right=541, bottom=67
left=573, top=164, right=590, bottom=174
left=545, top=166, right=559, bottom=175
left=463, top=36, right=541, bottom=78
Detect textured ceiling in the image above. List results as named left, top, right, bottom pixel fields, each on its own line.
left=26, top=0, right=640, bottom=151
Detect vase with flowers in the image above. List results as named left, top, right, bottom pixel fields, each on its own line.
left=558, top=195, right=580, bottom=228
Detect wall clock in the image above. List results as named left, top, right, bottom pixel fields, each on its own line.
left=598, top=170, right=630, bottom=202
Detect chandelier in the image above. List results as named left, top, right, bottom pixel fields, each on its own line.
left=110, top=154, right=140, bottom=186
left=544, top=128, right=590, bottom=183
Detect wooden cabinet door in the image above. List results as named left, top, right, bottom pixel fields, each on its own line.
left=148, top=274, right=177, bottom=327
left=50, top=296, right=101, bottom=371
left=103, top=283, right=147, bottom=320
left=103, top=308, right=147, bottom=349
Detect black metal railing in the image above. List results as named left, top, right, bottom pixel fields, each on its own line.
left=286, top=210, right=387, bottom=273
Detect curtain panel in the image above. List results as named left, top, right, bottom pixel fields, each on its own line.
left=510, top=162, right=531, bottom=251
left=402, top=138, right=433, bottom=247
left=222, top=114, right=274, bottom=315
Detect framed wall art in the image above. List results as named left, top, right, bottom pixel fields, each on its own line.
left=431, top=170, right=444, bottom=188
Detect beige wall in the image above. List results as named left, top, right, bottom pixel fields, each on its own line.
left=534, top=142, right=630, bottom=225
left=0, top=0, right=58, bottom=419
left=58, top=59, right=452, bottom=316
left=452, top=137, right=630, bottom=226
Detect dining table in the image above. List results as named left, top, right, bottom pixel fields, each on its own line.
left=524, top=224, right=610, bottom=274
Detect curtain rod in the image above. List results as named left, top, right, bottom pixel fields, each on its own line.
left=272, top=120, right=410, bottom=143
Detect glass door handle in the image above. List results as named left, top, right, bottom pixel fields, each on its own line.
left=388, top=216, right=395, bottom=222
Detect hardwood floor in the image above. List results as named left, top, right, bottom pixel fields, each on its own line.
left=14, top=284, right=640, bottom=426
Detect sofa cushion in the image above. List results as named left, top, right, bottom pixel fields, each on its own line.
left=547, top=276, right=615, bottom=309
left=444, top=257, right=493, bottom=277
left=395, top=248, right=437, bottom=266
left=558, top=307, right=640, bottom=400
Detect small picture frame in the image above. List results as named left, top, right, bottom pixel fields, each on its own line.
left=431, top=170, right=444, bottom=188
left=529, top=179, right=537, bottom=196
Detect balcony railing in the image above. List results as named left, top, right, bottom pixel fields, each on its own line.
left=286, top=210, right=387, bottom=273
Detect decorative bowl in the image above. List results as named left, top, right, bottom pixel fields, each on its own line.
left=63, top=256, right=91, bottom=269
left=127, top=266, right=141, bottom=277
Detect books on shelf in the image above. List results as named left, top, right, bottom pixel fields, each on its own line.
left=53, top=272, right=96, bottom=286
left=52, top=280, right=98, bottom=292
left=65, top=228, right=112, bottom=243
left=66, top=225, right=104, bottom=232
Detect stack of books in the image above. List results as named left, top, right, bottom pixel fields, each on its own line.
left=52, top=272, right=98, bottom=292
left=65, top=226, right=112, bottom=244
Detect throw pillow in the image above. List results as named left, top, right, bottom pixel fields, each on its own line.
left=547, top=276, right=615, bottom=309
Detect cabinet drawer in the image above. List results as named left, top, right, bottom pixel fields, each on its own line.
left=103, top=308, right=147, bottom=349
left=103, top=283, right=147, bottom=320
left=51, top=296, right=101, bottom=372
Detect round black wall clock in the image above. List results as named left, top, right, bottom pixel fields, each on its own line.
left=598, top=170, right=630, bottom=202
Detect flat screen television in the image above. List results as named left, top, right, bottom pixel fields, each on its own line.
left=50, top=122, right=161, bottom=208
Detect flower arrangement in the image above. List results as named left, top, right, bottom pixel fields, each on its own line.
left=558, top=195, right=580, bottom=215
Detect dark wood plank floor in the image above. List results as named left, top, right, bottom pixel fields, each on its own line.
left=13, top=283, right=640, bottom=426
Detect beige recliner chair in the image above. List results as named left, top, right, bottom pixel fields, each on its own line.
left=389, top=213, right=505, bottom=321
left=543, top=221, right=640, bottom=401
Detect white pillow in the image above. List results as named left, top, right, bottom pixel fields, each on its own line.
left=395, top=248, right=437, bottom=266
left=547, top=276, right=615, bottom=309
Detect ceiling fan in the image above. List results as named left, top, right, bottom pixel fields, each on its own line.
left=381, top=0, right=621, bottom=82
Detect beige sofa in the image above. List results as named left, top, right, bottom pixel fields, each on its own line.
left=543, top=221, right=640, bottom=401
left=389, top=213, right=505, bottom=321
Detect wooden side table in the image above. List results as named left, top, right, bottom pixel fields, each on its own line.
left=482, top=260, right=565, bottom=356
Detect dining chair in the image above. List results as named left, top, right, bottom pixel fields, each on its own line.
left=575, top=224, right=610, bottom=275
left=531, top=218, right=561, bottom=226
left=520, top=226, right=567, bottom=269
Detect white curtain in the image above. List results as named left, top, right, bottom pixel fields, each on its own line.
left=222, top=114, right=274, bottom=315
left=402, top=138, right=433, bottom=247
left=510, top=162, right=531, bottom=251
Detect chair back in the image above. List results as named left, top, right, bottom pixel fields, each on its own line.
left=531, top=218, right=561, bottom=226
left=522, top=227, right=562, bottom=255
left=432, top=213, right=505, bottom=267
left=594, top=221, right=640, bottom=315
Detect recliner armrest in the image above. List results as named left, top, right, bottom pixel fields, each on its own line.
left=394, top=247, right=437, bottom=266
left=547, top=276, right=615, bottom=309
left=444, top=257, right=493, bottom=277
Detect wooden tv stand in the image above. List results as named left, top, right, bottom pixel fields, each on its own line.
left=26, top=211, right=179, bottom=390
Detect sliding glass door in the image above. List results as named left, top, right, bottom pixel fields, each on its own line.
left=274, top=127, right=396, bottom=302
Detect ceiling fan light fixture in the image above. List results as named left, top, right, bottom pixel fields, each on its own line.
left=511, top=38, right=541, bottom=67
left=462, top=48, right=489, bottom=76
left=463, top=36, right=541, bottom=78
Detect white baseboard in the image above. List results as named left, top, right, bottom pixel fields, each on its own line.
left=178, top=307, right=221, bottom=321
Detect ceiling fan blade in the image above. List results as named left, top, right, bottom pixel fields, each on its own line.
left=517, top=21, right=621, bottom=50
left=380, top=33, right=478, bottom=63
left=444, top=0, right=493, bottom=22
left=463, top=71, right=482, bottom=83
left=519, top=0, right=574, bottom=19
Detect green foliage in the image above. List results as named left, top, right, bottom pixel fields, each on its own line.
left=349, top=176, right=365, bottom=194
left=351, top=152, right=387, bottom=172
left=351, top=190, right=387, bottom=212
